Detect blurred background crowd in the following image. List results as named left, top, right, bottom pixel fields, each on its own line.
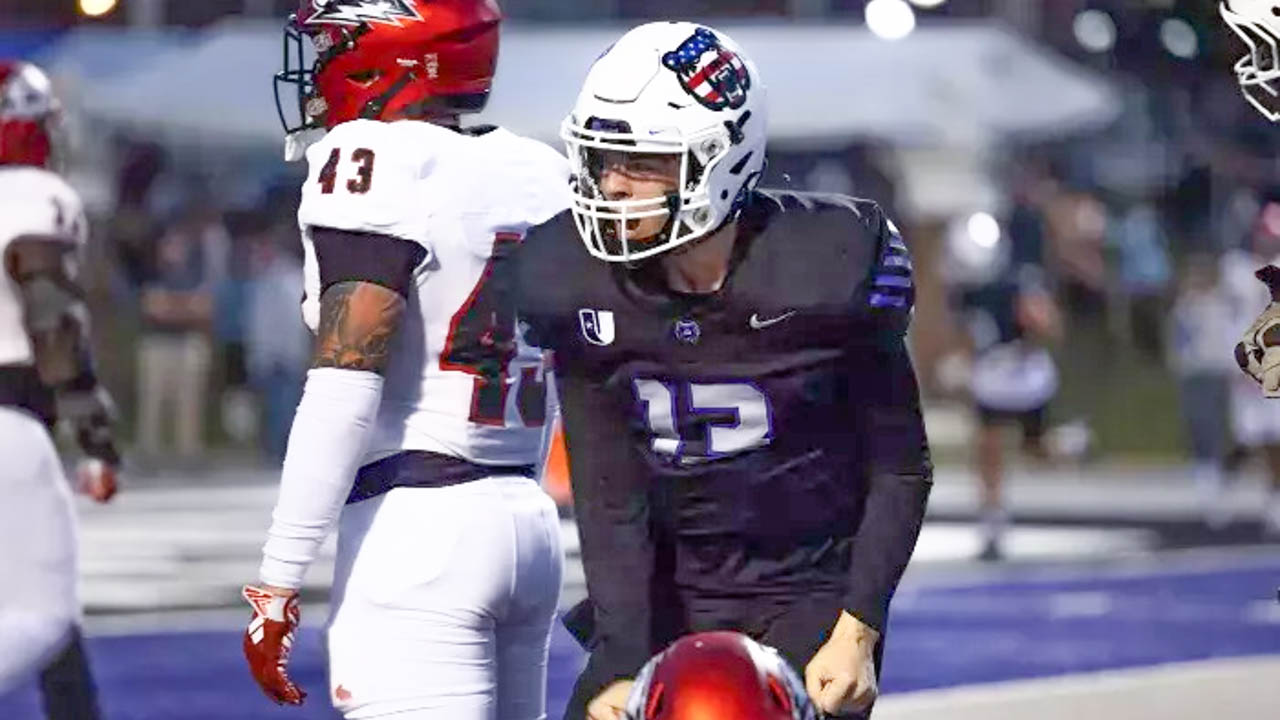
left=4, top=0, right=1280, bottom=533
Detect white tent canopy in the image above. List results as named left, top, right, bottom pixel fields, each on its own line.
left=54, top=20, right=1118, bottom=150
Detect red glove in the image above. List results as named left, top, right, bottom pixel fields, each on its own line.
left=75, top=458, right=118, bottom=503
left=242, top=585, right=306, bottom=705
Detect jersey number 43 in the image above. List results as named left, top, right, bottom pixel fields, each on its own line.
left=441, top=233, right=546, bottom=428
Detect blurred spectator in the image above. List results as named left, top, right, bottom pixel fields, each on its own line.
left=1220, top=195, right=1280, bottom=535
left=1167, top=255, right=1235, bottom=528
left=960, top=279, right=1062, bottom=561
left=109, top=142, right=166, bottom=291
left=215, top=213, right=257, bottom=449
left=1046, top=186, right=1109, bottom=323
left=948, top=192, right=1056, bottom=554
left=134, top=200, right=228, bottom=461
left=244, top=220, right=308, bottom=463
left=1108, top=197, right=1173, bottom=360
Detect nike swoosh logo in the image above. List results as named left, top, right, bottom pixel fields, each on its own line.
left=749, top=311, right=796, bottom=330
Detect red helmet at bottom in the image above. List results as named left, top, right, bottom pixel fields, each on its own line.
left=625, top=632, right=818, bottom=720
left=0, top=60, right=61, bottom=169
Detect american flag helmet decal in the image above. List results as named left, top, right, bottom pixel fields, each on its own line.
left=661, top=27, right=751, bottom=111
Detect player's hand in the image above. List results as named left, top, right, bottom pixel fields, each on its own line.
left=805, top=610, right=880, bottom=717
left=1236, top=265, right=1280, bottom=397
left=75, top=458, right=118, bottom=503
left=587, top=679, right=634, bottom=720
left=242, top=584, right=306, bottom=706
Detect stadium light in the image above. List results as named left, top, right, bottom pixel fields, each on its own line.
left=1159, top=17, right=1198, bottom=59
left=78, top=0, right=119, bottom=18
left=866, top=0, right=917, bottom=41
left=1072, top=9, right=1117, bottom=53
left=967, top=212, right=1001, bottom=249
left=908, top=0, right=948, bottom=8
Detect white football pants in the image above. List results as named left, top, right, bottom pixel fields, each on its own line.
left=0, top=407, right=79, bottom=693
left=326, top=475, right=564, bottom=719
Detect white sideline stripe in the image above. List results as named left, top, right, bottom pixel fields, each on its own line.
left=874, top=655, right=1280, bottom=720
left=900, top=542, right=1280, bottom=590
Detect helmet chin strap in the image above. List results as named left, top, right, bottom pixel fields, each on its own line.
left=359, top=70, right=416, bottom=120
left=664, top=189, right=749, bottom=261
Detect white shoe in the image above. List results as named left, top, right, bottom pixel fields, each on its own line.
left=1194, top=463, right=1230, bottom=530
left=978, top=507, right=1008, bottom=561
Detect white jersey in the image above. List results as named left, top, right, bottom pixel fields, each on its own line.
left=0, top=166, right=87, bottom=367
left=298, top=119, right=570, bottom=466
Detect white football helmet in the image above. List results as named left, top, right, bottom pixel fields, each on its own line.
left=1222, top=0, right=1280, bottom=121
left=561, top=22, right=768, bottom=263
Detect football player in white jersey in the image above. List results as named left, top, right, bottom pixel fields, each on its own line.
left=0, top=60, right=121, bottom=719
left=1223, top=1, right=1280, bottom=399
left=241, top=2, right=567, bottom=718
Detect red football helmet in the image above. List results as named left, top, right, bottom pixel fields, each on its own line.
left=275, top=0, right=502, bottom=133
left=624, top=632, right=818, bottom=720
left=0, top=60, right=61, bottom=168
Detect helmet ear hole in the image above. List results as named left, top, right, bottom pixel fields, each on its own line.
left=346, top=69, right=382, bottom=86
left=766, top=675, right=793, bottom=713
left=644, top=681, right=665, bottom=719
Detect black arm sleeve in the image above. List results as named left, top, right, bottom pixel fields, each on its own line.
left=558, top=370, right=658, bottom=680
left=843, top=335, right=933, bottom=633
left=311, top=227, right=427, bottom=299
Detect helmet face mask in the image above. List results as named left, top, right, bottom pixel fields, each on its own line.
left=1222, top=0, right=1280, bottom=121
left=565, top=115, right=730, bottom=262
left=275, top=17, right=325, bottom=135
left=562, top=22, right=768, bottom=264
left=274, top=0, right=501, bottom=136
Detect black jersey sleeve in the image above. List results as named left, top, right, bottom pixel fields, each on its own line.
left=557, top=370, right=659, bottom=680
left=849, top=199, right=914, bottom=339
left=842, top=333, right=933, bottom=633
left=311, top=227, right=427, bottom=299
left=513, top=211, right=577, bottom=350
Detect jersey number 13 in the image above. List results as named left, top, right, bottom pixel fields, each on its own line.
left=634, top=379, right=773, bottom=463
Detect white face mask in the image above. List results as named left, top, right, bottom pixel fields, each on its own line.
left=562, top=117, right=733, bottom=264
left=1223, top=0, right=1280, bottom=121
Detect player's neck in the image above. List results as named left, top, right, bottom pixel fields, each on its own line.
left=388, top=109, right=461, bottom=128
left=659, top=221, right=738, bottom=294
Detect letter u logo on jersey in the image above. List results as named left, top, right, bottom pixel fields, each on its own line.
left=578, top=309, right=615, bottom=346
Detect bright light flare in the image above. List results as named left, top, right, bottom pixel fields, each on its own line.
left=1073, top=9, right=1117, bottom=53
left=866, top=0, right=917, bottom=41
left=79, top=0, right=119, bottom=18
left=967, top=212, right=1001, bottom=249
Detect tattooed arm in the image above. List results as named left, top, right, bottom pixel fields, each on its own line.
left=312, top=280, right=405, bottom=373
left=255, top=229, right=425, bottom=595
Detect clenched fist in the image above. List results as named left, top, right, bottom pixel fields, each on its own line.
left=805, top=610, right=880, bottom=717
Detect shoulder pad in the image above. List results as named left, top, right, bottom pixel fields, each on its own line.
left=514, top=210, right=586, bottom=347
left=0, top=168, right=87, bottom=247
left=475, top=131, right=573, bottom=233
left=753, top=190, right=913, bottom=332
left=755, top=189, right=870, bottom=217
